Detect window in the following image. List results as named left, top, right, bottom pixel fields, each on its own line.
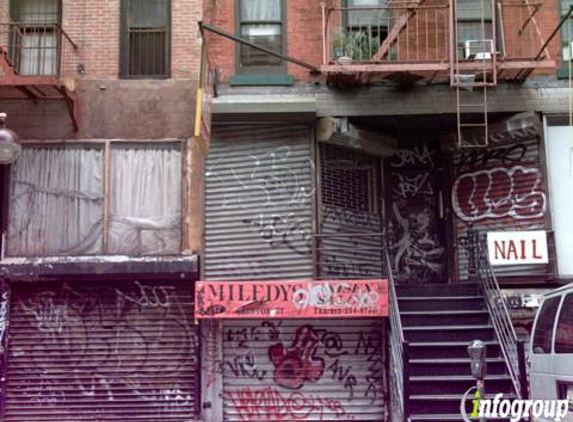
left=532, top=296, right=561, bottom=354
left=121, top=0, right=171, bottom=78
left=10, top=0, right=60, bottom=75
left=558, top=0, right=573, bottom=77
left=8, top=143, right=182, bottom=256
left=555, top=294, right=573, bottom=354
left=237, top=0, right=284, bottom=73
left=456, top=0, right=494, bottom=58
left=343, top=0, right=386, bottom=61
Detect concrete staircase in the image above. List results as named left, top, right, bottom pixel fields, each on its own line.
left=397, top=283, right=519, bottom=422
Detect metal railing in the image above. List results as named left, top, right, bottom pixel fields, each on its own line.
left=321, top=1, right=450, bottom=65
left=498, top=2, right=550, bottom=61
left=472, top=230, right=529, bottom=400
left=383, top=237, right=409, bottom=422
left=0, top=22, right=78, bottom=90
left=321, top=1, right=551, bottom=68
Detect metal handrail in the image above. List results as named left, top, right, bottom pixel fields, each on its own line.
left=474, top=233, right=524, bottom=399
left=383, top=238, right=408, bottom=422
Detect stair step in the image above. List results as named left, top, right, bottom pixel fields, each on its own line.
left=399, top=297, right=484, bottom=311
left=410, top=374, right=511, bottom=382
left=402, top=310, right=490, bottom=326
left=405, top=324, right=493, bottom=331
left=409, top=414, right=522, bottom=421
left=408, top=341, right=502, bottom=359
left=399, top=296, right=482, bottom=301
left=410, top=393, right=516, bottom=400
left=410, top=374, right=514, bottom=395
left=405, top=324, right=495, bottom=342
left=410, top=357, right=505, bottom=364
left=397, top=283, right=479, bottom=297
left=410, top=392, right=519, bottom=415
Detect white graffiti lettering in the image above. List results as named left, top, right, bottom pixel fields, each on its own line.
left=391, top=145, right=435, bottom=168
left=452, top=166, right=546, bottom=222
left=292, top=282, right=380, bottom=310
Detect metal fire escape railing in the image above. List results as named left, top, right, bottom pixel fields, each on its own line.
left=383, top=237, right=409, bottom=422
left=469, top=228, right=529, bottom=400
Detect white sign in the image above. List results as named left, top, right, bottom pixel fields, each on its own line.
left=487, top=231, right=548, bottom=266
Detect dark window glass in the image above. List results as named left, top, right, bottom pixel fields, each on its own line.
left=238, top=0, right=283, bottom=70
left=122, top=0, right=170, bottom=78
left=556, top=294, right=573, bottom=354
left=533, top=297, right=561, bottom=354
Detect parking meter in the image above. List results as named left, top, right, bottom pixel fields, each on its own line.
left=468, top=340, right=487, bottom=379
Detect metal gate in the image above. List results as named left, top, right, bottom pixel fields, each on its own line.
left=4, top=280, right=199, bottom=422
left=205, top=125, right=314, bottom=281
left=450, top=134, right=550, bottom=281
left=318, top=143, right=383, bottom=280
left=222, top=318, right=387, bottom=421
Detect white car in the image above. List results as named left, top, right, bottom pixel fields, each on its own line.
left=530, top=283, right=573, bottom=421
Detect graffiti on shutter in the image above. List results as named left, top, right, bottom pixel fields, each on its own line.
left=205, top=125, right=314, bottom=281
left=222, top=319, right=387, bottom=421
left=451, top=134, right=549, bottom=280
left=319, top=144, right=383, bottom=280
left=5, top=280, right=199, bottom=422
left=387, top=144, right=446, bottom=284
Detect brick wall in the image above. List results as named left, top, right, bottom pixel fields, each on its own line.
left=61, top=0, right=201, bottom=79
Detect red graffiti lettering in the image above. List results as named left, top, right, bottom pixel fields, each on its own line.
left=452, top=166, right=546, bottom=222
left=226, top=386, right=352, bottom=421
left=268, top=325, right=325, bottom=390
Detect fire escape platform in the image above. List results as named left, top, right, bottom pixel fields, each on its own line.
left=322, top=59, right=556, bottom=75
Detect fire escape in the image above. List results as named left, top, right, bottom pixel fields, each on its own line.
left=320, top=0, right=561, bottom=147
left=0, top=6, right=79, bottom=130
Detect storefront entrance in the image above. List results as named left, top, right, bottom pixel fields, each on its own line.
left=385, top=144, right=447, bottom=284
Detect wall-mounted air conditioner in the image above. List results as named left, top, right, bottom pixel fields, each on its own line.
left=463, top=39, right=495, bottom=60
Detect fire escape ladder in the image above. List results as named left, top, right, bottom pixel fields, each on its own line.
left=372, top=0, right=427, bottom=61
left=451, top=0, right=497, bottom=147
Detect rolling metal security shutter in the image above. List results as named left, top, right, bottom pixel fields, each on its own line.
left=319, top=143, right=383, bottom=280
left=451, top=135, right=549, bottom=280
left=222, top=318, right=387, bottom=422
left=205, top=125, right=314, bottom=281
left=4, top=280, right=199, bottom=422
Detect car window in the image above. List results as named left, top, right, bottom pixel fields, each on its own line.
left=555, top=293, right=573, bottom=354
left=532, top=296, right=561, bottom=354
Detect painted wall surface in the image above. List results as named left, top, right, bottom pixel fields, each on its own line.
left=546, top=126, right=573, bottom=278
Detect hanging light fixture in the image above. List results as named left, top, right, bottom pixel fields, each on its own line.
left=0, top=113, right=21, bottom=165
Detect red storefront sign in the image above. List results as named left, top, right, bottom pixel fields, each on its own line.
left=195, top=279, right=388, bottom=319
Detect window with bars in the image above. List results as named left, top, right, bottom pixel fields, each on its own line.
left=7, top=143, right=182, bottom=257
left=10, top=0, right=60, bottom=75
left=121, top=0, right=171, bottom=78
left=237, top=0, right=284, bottom=73
left=320, top=144, right=379, bottom=213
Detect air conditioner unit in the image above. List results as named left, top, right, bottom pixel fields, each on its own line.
left=464, top=39, right=495, bottom=60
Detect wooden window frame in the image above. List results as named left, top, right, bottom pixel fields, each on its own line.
left=8, top=140, right=185, bottom=257
left=120, top=0, right=172, bottom=79
left=234, top=0, right=287, bottom=76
